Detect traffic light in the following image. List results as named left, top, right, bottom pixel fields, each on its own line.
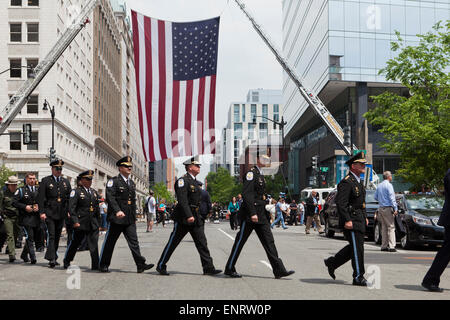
left=23, top=124, right=32, bottom=144
left=311, top=155, right=319, bottom=171
left=344, top=126, right=351, bottom=147
left=49, top=147, right=56, bottom=163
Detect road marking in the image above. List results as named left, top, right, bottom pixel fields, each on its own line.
left=218, top=228, right=235, bottom=241
left=404, top=257, right=434, bottom=260
left=260, top=260, right=272, bottom=270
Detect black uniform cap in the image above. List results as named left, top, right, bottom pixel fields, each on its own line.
left=79, top=170, right=94, bottom=179
left=116, top=156, right=132, bottom=167
left=50, top=159, right=64, bottom=167
left=345, top=151, right=367, bottom=166
left=183, top=156, right=201, bottom=166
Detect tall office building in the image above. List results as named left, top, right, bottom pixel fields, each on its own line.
left=223, top=89, right=283, bottom=177
left=0, top=0, right=94, bottom=184
left=282, top=0, right=449, bottom=193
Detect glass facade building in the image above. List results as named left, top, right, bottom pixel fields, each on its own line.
left=282, top=0, right=449, bottom=193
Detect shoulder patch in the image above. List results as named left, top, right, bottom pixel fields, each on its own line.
left=178, top=179, right=184, bottom=187
left=107, top=179, right=114, bottom=188
left=14, top=190, right=19, bottom=196
left=246, top=172, right=254, bottom=181
left=70, top=190, right=76, bottom=198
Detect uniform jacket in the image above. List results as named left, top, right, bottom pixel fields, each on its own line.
left=200, top=189, right=212, bottom=219
left=106, top=175, right=137, bottom=225
left=336, top=172, right=367, bottom=233
left=14, top=185, right=40, bottom=227
left=0, top=188, right=19, bottom=218
left=241, top=166, right=269, bottom=225
left=173, top=173, right=203, bottom=226
left=69, top=186, right=101, bottom=231
left=38, top=175, right=71, bottom=220
left=438, top=169, right=450, bottom=227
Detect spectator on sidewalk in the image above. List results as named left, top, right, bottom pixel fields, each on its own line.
left=374, top=171, right=398, bottom=252
left=145, top=191, right=156, bottom=232
left=227, top=197, right=240, bottom=230
left=271, top=198, right=288, bottom=230
left=305, top=191, right=324, bottom=234
left=298, top=201, right=305, bottom=225
left=99, top=196, right=108, bottom=234
left=288, top=200, right=298, bottom=226
left=157, top=199, right=167, bottom=228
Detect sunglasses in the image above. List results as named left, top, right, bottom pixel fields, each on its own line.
left=55, top=167, right=62, bottom=171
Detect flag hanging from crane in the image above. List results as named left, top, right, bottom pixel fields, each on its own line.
left=131, top=10, right=220, bottom=162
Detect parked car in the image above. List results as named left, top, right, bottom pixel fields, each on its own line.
left=322, top=190, right=378, bottom=240
left=373, top=194, right=445, bottom=249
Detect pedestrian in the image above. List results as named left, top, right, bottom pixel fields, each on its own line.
left=99, top=196, right=108, bottom=234
left=236, top=194, right=243, bottom=228
left=374, top=171, right=398, bottom=252
left=288, top=200, right=298, bottom=226
left=14, top=173, right=40, bottom=264
left=305, top=191, right=324, bottom=234
left=212, top=202, right=221, bottom=223
left=156, top=156, right=222, bottom=276
left=227, top=197, right=240, bottom=230
left=421, top=168, right=450, bottom=292
left=64, top=170, right=101, bottom=270
left=270, top=198, right=288, bottom=229
left=38, top=159, right=72, bottom=268
left=224, top=153, right=295, bottom=279
left=298, top=201, right=305, bottom=225
left=99, top=156, right=154, bottom=273
left=145, top=190, right=156, bottom=232
left=157, top=198, right=167, bottom=228
left=265, top=198, right=277, bottom=224
left=324, top=152, right=369, bottom=286
left=0, top=176, right=20, bottom=263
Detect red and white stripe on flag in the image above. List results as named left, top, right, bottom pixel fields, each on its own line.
left=131, top=10, right=219, bottom=162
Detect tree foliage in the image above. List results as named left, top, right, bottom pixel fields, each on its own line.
left=206, top=167, right=241, bottom=206
left=0, top=165, right=17, bottom=188
left=265, top=173, right=287, bottom=200
left=364, top=21, right=450, bottom=190
left=152, top=182, right=175, bottom=204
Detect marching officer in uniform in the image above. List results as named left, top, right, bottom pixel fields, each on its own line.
left=156, top=156, right=222, bottom=276
left=64, top=170, right=100, bottom=270
left=38, top=159, right=71, bottom=268
left=0, top=176, right=20, bottom=263
left=99, top=156, right=154, bottom=273
left=324, top=151, right=369, bottom=286
left=14, top=173, right=40, bottom=264
left=224, top=153, right=295, bottom=279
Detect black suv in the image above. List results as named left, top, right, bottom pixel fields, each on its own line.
left=373, top=194, right=444, bottom=249
left=322, top=190, right=377, bottom=240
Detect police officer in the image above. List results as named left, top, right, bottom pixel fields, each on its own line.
left=64, top=170, right=100, bottom=270
left=156, top=156, right=222, bottom=276
left=0, top=176, right=20, bottom=263
left=224, top=154, right=295, bottom=279
left=14, top=173, right=40, bottom=264
left=324, top=151, right=369, bottom=286
left=99, top=156, right=154, bottom=273
left=38, top=159, right=71, bottom=268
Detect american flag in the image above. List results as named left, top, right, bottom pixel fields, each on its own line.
left=131, top=10, right=220, bottom=162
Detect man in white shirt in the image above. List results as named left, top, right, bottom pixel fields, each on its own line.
left=146, top=190, right=156, bottom=232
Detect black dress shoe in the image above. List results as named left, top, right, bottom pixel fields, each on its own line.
left=324, top=258, right=336, bottom=280
left=137, top=263, right=155, bottom=273
left=422, top=282, right=443, bottom=292
left=55, top=261, right=60, bottom=266
left=22, top=257, right=30, bottom=263
left=275, top=270, right=295, bottom=279
left=99, top=266, right=110, bottom=273
left=30, top=259, right=37, bottom=265
left=224, top=270, right=242, bottom=278
left=156, top=267, right=170, bottom=275
left=388, top=249, right=397, bottom=252
left=381, top=248, right=389, bottom=252
left=63, top=259, right=70, bottom=269
left=9, top=256, right=16, bottom=263
left=48, top=261, right=56, bottom=268
left=353, top=277, right=368, bottom=286
left=203, top=268, right=222, bottom=275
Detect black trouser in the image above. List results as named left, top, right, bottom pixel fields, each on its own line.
left=289, top=211, right=298, bottom=225
left=21, top=225, right=40, bottom=261
left=230, top=212, right=238, bottom=230
left=64, top=228, right=99, bottom=269
left=44, top=218, right=64, bottom=262
left=35, top=221, right=46, bottom=250
left=0, top=221, right=7, bottom=250
left=157, top=221, right=215, bottom=271
left=15, top=227, right=24, bottom=248
left=423, top=227, right=450, bottom=286
left=329, top=229, right=365, bottom=279
left=225, top=220, right=288, bottom=276
left=99, top=223, right=146, bottom=269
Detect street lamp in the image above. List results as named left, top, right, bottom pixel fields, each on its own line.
left=43, top=99, right=56, bottom=162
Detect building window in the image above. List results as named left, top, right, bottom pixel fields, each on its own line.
left=233, top=104, right=240, bottom=123
left=27, top=23, right=39, bottom=42
left=242, top=104, right=245, bottom=122
left=259, top=123, right=268, bottom=139
left=273, top=104, right=279, bottom=123
left=11, top=0, right=22, bottom=6
left=251, top=104, right=257, bottom=122
left=252, top=91, right=259, bottom=103
left=10, top=59, right=22, bottom=78
left=28, top=0, right=38, bottom=5
left=262, top=104, right=268, bottom=122
left=27, top=59, right=38, bottom=78
left=10, top=23, right=22, bottom=42
left=248, top=123, right=256, bottom=140
left=234, top=123, right=242, bottom=139
left=10, top=132, right=21, bottom=150
left=27, top=95, right=38, bottom=114
left=27, top=132, right=38, bottom=150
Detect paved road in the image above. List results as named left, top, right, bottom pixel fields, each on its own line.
left=0, top=221, right=448, bottom=300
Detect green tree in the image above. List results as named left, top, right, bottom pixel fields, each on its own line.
left=0, top=165, right=17, bottom=187
left=206, top=167, right=239, bottom=206
left=364, top=21, right=450, bottom=190
left=152, top=182, right=175, bottom=204
left=265, top=173, right=286, bottom=200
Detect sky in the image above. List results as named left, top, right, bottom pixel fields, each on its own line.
left=124, top=0, right=283, bottom=182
